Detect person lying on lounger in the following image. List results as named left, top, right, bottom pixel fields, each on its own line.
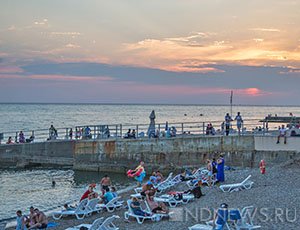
left=130, top=197, right=151, bottom=217
left=146, top=194, right=169, bottom=214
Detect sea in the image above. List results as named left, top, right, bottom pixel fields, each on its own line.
left=1, top=103, right=300, bottom=224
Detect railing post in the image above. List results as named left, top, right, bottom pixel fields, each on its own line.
left=181, top=123, right=184, bottom=134
left=15, top=132, right=18, bottom=143
left=116, top=125, right=118, bottom=139
left=202, top=122, right=205, bottom=136
left=65, top=128, right=68, bottom=139
left=120, top=124, right=122, bottom=138
left=136, top=125, right=139, bottom=139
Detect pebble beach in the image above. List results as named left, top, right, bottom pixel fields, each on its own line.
left=7, top=159, right=300, bottom=230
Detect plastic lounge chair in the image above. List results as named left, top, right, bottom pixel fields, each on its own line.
left=219, top=175, right=253, bottom=193
left=206, top=220, right=232, bottom=230
left=169, top=174, right=182, bottom=186
left=52, top=198, right=88, bottom=220
left=66, top=215, right=120, bottom=230
left=65, top=217, right=104, bottom=230
left=232, top=206, right=261, bottom=230
left=134, top=187, right=143, bottom=194
left=97, top=196, right=123, bottom=213
left=124, top=199, right=157, bottom=224
left=154, top=172, right=173, bottom=193
left=85, top=198, right=102, bottom=215
left=143, top=199, right=171, bottom=220
left=188, top=224, right=213, bottom=230
left=154, top=193, right=194, bottom=207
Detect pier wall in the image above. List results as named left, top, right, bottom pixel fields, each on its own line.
left=1, top=135, right=299, bottom=172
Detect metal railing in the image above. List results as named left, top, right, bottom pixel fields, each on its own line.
left=0, top=119, right=282, bottom=144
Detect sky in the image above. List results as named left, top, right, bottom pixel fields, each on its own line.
left=0, top=0, right=300, bottom=105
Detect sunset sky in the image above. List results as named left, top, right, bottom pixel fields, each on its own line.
left=0, top=0, right=300, bottom=105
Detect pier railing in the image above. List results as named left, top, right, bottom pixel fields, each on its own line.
left=0, top=118, right=282, bottom=144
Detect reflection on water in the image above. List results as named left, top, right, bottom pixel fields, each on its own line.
left=0, top=169, right=131, bottom=222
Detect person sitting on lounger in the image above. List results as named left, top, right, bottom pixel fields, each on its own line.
left=141, top=182, right=156, bottom=198
left=28, top=209, right=48, bottom=229
left=155, top=170, right=163, bottom=183
left=146, top=194, right=168, bottom=214
left=16, top=210, right=27, bottom=230
left=111, top=186, right=118, bottom=198
left=101, top=187, right=114, bottom=204
left=212, top=203, right=229, bottom=230
left=130, top=197, right=151, bottom=217
left=80, top=183, right=98, bottom=201
left=25, top=206, right=36, bottom=228
left=180, top=169, right=190, bottom=181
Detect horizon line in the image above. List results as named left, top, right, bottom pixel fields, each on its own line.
left=0, top=102, right=300, bottom=107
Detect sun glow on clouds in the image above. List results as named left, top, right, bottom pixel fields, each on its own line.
left=122, top=30, right=300, bottom=72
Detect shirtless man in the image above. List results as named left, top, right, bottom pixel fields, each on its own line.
left=25, top=206, right=36, bottom=228
left=100, top=175, right=111, bottom=194
left=29, top=209, right=48, bottom=229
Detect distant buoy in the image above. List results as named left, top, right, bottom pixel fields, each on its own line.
left=184, top=114, right=187, bottom=116
left=200, top=114, right=203, bottom=116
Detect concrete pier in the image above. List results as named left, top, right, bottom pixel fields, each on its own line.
left=0, top=135, right=299, bottom=173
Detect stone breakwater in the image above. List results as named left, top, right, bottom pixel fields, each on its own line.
left=0, top=135, right=300, bottom=173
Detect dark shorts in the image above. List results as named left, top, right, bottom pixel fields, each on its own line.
left=102, top=185, right=109, bottom=190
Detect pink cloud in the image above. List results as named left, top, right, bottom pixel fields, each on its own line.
left=0, top=66, right=23, bottom=74
left=0, top=74, right=113, bottom=82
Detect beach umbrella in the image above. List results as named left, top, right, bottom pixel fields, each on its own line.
left=147, top=110, right=156, bottom=138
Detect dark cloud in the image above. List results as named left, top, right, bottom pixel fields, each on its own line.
left=21, top=62, right=300, bottom=91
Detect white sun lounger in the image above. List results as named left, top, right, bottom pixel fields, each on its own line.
left=219, top=175, right=254, bottom=193
left=52, top=198, right=88, bottom=220
left=97, top=196, right=123, bottom=213
left=233, top=206, right=261, bottom=230
left=124, top=199, right=158, bottom=224
left=154, top=193, right=194, bottom=207
left=65, top=215, right=120, bottom=230
left=155, top=172, right=174, bottom=192
left=143, top=199, right=173, bottom=220
left=85, top=198, right=102, bottom=215
left=188, top=224, right=213, bottom=230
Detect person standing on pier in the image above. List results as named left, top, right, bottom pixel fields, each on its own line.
left=68, top=128, right=73, bottom=139
left=234, top=112, right=243, bottom=135
left=49, top=125, right=57, bottom=140
left=18, top=131, right=25, bottom=143
left=224, top=113, right=233, bottom=136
